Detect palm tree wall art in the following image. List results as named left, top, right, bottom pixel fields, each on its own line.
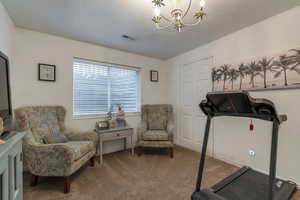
left=228, top=69, right=239, bottom=90
left=238, top=63, right=247, bottom=90
left=211, top=68, right=222, bottom=91
left=219, top=64, right=230, bottom=91
left=272, top=55, right=298, bottom=86
left=287, top=49, right=300, bottom=71
left=211, top=47, right=300, bottom=92
left=258, top=57, right=274, bottom=88
left=247, top=61, right=263, bottom=88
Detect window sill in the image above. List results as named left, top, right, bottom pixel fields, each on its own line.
left=72, top=112, right=141, bottom=120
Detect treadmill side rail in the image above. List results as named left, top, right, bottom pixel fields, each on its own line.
left=192, top=189, right=226, bottom=200
left=211, top=167, right=249, bottom=192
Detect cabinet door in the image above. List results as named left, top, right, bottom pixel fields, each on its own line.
left=8, top=142, right=23, bottom=200
left=0, top=156, right=9, bottom=200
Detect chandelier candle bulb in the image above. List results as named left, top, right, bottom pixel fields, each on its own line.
left=200, top=0, right=205, bottom=8
left=154, top=7, right=161, bottom=17
left=176, top=0, right=181, bottom=8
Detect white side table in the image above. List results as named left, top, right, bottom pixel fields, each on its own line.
left=95, top=127, right=134, bottom=164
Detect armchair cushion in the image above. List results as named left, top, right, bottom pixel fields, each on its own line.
left=143, top=130, right=169, bottom=141
left=43, top=132, right=68, bottom=144
left=63, top=130, right=98, bottom=149
left=64, top=141, right=94, bottom=161
left=147, top=106, right=168, bottom=130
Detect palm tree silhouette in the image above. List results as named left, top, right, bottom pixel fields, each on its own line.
left=219, top=65, right=230, bottom=91
left=247, top=61, right=262, bottom=88
left=211, top=68, right=222, bottom=91
left=258, top=57, right=274, bottom=88
left=288, top=48, right=300, bottom=59
left=272, top=55, right=296, bottom=86
left=287, top=48, right=300, bottom=69
left=228, top=68, right=239, bottom=90
left=238, top=63, right=248, bottom=90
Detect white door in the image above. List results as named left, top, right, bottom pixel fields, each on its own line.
left=179, top=58, right=214, bottom=154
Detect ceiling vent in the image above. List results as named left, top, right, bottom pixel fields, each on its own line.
left=122, top=35, right=136, bottom=41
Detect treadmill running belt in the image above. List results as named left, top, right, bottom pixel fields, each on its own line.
left=214, top=169, right=296, bottom=200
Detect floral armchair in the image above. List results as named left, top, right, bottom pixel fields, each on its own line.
left=14, top=106, right=98, bottom=193
left=137, top=104, right=174, bottom=158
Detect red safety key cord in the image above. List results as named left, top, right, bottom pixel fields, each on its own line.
left=249, top=120, right=254, bottom=131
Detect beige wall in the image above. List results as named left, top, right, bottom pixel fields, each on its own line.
left=11, top=28, right=167, bottom=153
left=0, top=2, right=15, bottom=59
left=167, top=6, right=300, bottom=185
left=0, top=2, right=15, bottom=115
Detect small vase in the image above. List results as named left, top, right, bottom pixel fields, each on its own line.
left=0, top=117, right=4, bottom=136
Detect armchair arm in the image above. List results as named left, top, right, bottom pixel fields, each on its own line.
left=23, top=143, right=75, bottom=177
left=63, top=129, right=98, bottom=147
left=167, top=120, right=175, bottom=142
left=137, top=121, right=147, bottom=141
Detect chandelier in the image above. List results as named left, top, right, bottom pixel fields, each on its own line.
left=151, top=0, right=207, bottom=32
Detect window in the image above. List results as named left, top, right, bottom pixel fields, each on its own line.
left=73, top=59, right=140, bottom=116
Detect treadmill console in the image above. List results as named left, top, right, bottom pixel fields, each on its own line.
left=200, top=91, right=285, bottom=123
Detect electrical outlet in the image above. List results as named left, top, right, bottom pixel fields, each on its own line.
left=249, top=149, right=256, bottom=157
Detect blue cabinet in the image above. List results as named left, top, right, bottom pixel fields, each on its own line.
left=0, top=132, right=25, bottom=200
left=0, top=156, right=9, bottom=200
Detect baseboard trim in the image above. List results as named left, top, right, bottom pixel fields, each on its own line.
left=175, top=139, right=214, bottom=156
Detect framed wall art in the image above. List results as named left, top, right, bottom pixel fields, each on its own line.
left=150, top=70, right=159, bottom=82
left=38, top=63, right=56, bottom=82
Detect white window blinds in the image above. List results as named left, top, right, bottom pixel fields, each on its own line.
left=73, top=59, right=140, bottom=116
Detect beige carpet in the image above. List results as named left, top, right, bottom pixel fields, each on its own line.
left=24, top=146, right=300, bottom=200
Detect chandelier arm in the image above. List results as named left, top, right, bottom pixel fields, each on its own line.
left=155, top=23, right=174, bottom=30
left=161, top=14, right=173, bottom=23
left=183, top=0, right=192, bottom=18
left=182, top=18, right=202, bottom=26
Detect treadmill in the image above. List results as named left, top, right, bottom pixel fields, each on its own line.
left=192, top=91, right=296, bottom=200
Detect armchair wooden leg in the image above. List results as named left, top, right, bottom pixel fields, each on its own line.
left=30, top=174, right=38, bottom=187
left=64, top=176, right=71, bottom=194
left=90, top=156, right=95, bottom=167
left=137, top=147, right=143, bottom=157
left=169, top=147, right=174, bottom=158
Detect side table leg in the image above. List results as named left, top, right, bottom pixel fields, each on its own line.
left=100, top=140, right=103, bottom=165
left=124, top=137, right=127, bottom=151
left=131, top=135, right=134, bottom=155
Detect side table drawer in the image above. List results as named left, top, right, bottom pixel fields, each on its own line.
left=101, top=130, right=132, bottom=140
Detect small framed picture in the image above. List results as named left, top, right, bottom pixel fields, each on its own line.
left=150, top=70, right=159, bottom=82
left=38, top=64, right=56, bottom=82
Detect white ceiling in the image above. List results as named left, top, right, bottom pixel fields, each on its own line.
left=1, top=0, right=300, bottom=59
